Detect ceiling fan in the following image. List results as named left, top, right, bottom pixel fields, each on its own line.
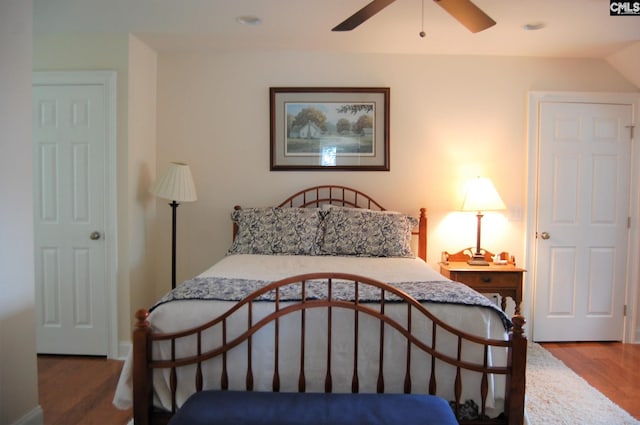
left=332, top=0, right=496, bottom=33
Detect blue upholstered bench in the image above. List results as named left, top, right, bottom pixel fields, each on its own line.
left=167, top=390, right=458, bottom=425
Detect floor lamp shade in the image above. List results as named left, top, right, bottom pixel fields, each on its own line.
left=149, top=162, right=197, bottom=202
left=460, top=177, right=506, bottom=265
left=150, top=162, right=197, bottom=289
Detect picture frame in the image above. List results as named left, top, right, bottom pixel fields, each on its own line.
left=270, top=87, right=390, bottom=171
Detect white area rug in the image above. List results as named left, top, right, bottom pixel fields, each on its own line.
left=526, top=342, right=639, bottom=425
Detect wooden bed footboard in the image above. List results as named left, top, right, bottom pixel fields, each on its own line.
left=132, top=273, right=526, bottom=425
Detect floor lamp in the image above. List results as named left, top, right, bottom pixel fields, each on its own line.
left=460, top=177, right=506, bottom=266
left=150, top=162, right=197, bottom=289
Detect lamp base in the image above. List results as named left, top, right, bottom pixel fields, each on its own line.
left=467, top=253, right=490, bottom=266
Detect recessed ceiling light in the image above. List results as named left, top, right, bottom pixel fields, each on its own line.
left=523, top=22, right=546, bottom=31
left=236, top=16, right=261, bottom=26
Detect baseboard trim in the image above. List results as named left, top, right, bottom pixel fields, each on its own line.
left=118, top=341, right=132, bottom=360
left=11, top=405, right=43, bottom=425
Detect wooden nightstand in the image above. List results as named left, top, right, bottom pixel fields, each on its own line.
left=439, top=248, right=525, bottom=314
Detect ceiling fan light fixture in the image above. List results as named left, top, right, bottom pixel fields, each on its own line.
left=236, top=16, right=261, bottom=26
left=523, top=22, right=546, bottom=31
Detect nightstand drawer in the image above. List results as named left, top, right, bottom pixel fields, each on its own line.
left=451, top=272, right=520, bottom=288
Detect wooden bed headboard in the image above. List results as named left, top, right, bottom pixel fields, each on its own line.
left=233, top=185, right=427, bottom=261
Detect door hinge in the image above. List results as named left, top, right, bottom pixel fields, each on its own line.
left=626, top=125, right=635, bottom=140
left=624, top=305, right=627, bottom=316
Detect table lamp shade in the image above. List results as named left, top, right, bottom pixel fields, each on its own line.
left=150, top=162, right=197, bottom=202
left=461, top=177, right=506, bottom=213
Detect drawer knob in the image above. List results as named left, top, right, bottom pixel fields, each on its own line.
left=481, top=277, right=492, bottom=283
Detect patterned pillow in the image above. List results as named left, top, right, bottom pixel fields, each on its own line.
left=320, top=207, right=418, bottom=257
left=228, top=207, right=323, bottom=255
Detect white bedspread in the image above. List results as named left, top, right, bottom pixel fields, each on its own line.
left=114, top=254, right=510, bottom=418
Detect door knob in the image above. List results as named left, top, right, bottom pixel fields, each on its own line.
left=90, top=231, right=101, bottom=240
left=540, top=231, right=550, bottom=240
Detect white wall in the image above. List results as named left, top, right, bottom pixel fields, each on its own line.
left=127, top=35, right=159, bottom=353
left=0, top=1, right=43, bottom=424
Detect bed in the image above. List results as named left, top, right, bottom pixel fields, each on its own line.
left=114, top=185, right=526, bottom=425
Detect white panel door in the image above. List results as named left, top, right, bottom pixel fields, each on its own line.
left=533, top=101, right=632, bottom=341
left=33, top=84, right=108, bottom=355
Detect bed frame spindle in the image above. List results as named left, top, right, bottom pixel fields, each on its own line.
left=170, top=340, right=177, bottom=413
left=404, top=303, right=412, bottom=393
left=246, top=302, right=254, bottom=391
left=273, top=288, right=281, bottom=392
left=221, top=319, right=228, bottom=389
left=429, top=321, right=437, bottom=395
left=377, top=289, right=385, bottom=393
left=298, top=282, right=307, bottom=392
left=454, top=337, right=463, bottom=419
left=352, top=282, right=360, bottom=393
left=480, top=346, right=489, bottom=418
left=325, top=279, right=333, bottom=393
left=196, top=333, right=203, bottom=392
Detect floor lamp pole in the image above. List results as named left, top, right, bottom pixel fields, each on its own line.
left=170, top=201, right=179, bottom=289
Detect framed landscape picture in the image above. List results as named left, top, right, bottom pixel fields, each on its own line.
left=270, top=87, right=390, bottom=171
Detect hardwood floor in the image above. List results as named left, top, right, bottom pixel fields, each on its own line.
left=540, top=341, right=640, bottom=420
left=38, top=342, right=640, bottom=424
left=38, top=355, right=132, bottom=425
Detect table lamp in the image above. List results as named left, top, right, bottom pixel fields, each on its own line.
left=460, top=177, right=506, bottom=266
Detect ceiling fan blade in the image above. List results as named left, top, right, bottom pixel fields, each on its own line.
left=433, top=0, right=496, bottom=33
left=332, top=0, right=396, bottom=31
